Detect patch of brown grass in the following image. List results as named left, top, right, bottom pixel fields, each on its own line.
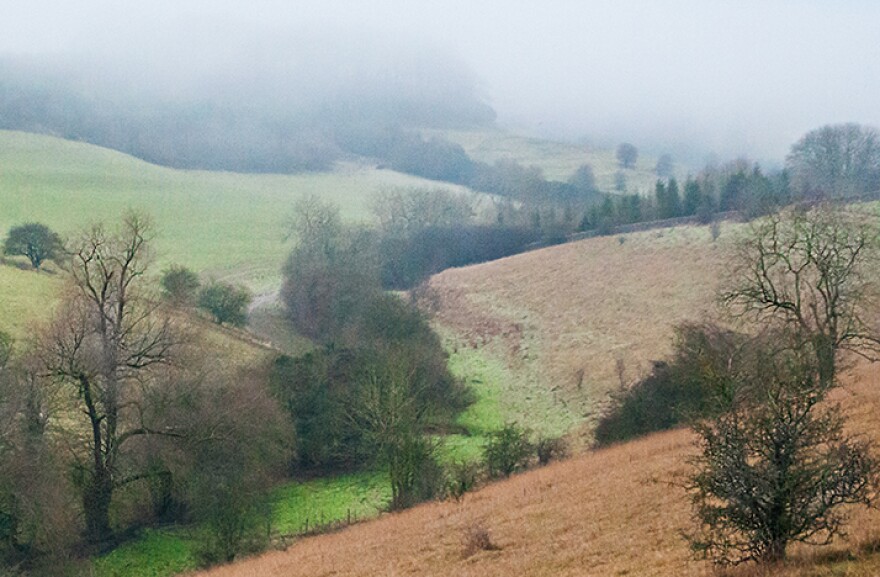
left=430, top=225, right=734, bottom=431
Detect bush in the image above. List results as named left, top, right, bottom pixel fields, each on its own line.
left=193, top=481, right=272, bottom=566
left=387, top=434, right=445, bottom=510
left=535, top=436, right=568, bottom=466
left=460, top=521, right=499, bottom=558
left=594, top=324, right=745, bottom=445
left=484, top=424, right=533, bottom=479
left=445, top=460, right=482, bottom=501
left=198, top=281, right=251, bottom=326
left=160, top=265, right=201, bottom=306
left=688, top=346, right=877, bottom=565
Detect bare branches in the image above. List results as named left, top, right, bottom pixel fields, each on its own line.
left=721, top=203, right=880, bottom=386
left=687, top=346, right=878, bottom=565
left=38, top=213, right=176, bottom=542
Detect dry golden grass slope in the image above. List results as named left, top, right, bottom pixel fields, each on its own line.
left=430, top=224, right=735, bottom=433
left=194, top=359, right=880, bottom=577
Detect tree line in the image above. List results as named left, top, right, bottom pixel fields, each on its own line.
left=360, top=123, right=880, bottom=254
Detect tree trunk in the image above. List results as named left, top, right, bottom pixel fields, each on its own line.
left=764, top=538, right=787, bottom=563
left=813, top=333, right=836, bottom=389
left=83, top=468, right=113, bottom=543
left=150, top=470, right=175, bottom=521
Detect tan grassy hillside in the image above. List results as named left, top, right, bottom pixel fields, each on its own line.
left=193, top=358, right=880, bottom=577
left=430, top=224, right=735, bottom=436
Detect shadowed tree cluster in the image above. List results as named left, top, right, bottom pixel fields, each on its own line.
left=1, top=215, right=291, bottom=571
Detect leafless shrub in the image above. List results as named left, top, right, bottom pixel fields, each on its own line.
left=461, top=521, right=499, bottom=558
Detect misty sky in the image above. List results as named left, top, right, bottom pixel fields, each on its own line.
left=2, top=0, right=879, bottom=163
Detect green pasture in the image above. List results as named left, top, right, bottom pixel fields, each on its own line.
left=93, top=472, right=391, bottom=577
left=0, top=130, right=467, bottom=291
left=0, top=264, right=61, bottom=341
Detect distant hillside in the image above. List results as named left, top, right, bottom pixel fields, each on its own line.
left=432, top=127, right=664, bottom=193
left=194, top=358, right=880, bottom=577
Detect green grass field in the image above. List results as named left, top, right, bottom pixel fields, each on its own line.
left=0, top=264, right=62, bottom=340
left=0, top=130, right=469, bottom=292
left=92, top=472, right=391, bottom=577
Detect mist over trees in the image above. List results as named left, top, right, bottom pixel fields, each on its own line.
left=786, top=123, right=880, bottom=198
left=0, top=39, right=495, bottom=173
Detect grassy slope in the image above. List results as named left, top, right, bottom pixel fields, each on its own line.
left=194, top=360, right=880, bottom=577
left=430, top=223, right=734, bottom=444
left=0, top=130, right=469, bottom=292
left=0, top=264, right=61, bottom=340
left=432, top=127, right=662, bottom=193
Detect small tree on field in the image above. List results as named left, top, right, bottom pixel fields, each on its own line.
left=687, top=345, right=877, bottom=565
left=616, top=143, right=638, bottom=169
left=198, top=281, right=252, bottom=327
left=3, top=223, right=62, bottom=269
left=161, top=265, right=201, bottom=306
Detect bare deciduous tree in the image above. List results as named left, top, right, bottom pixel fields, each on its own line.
left=345, top=354, right=441, bottom=510
left=39, top=214, right=178, bottom=542
left=721, top=204, right=880, bottom=387
left=786, top=123, right=880, bottom=198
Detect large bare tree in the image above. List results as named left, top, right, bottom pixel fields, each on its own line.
left=786, top=123, right=880, bottom=199
left=39, top=214, right=177, bottom=542
left=721, top=203, right=880, bottom=388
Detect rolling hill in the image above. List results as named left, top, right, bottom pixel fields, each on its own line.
left=0, top=130, right=469, bottom=294
left=432, top=223, right=734, bottom=444
left=0, top=129, right=475, bottom=341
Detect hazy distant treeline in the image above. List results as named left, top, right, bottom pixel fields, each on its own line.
left=0, top=53, right=495, bottom=172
